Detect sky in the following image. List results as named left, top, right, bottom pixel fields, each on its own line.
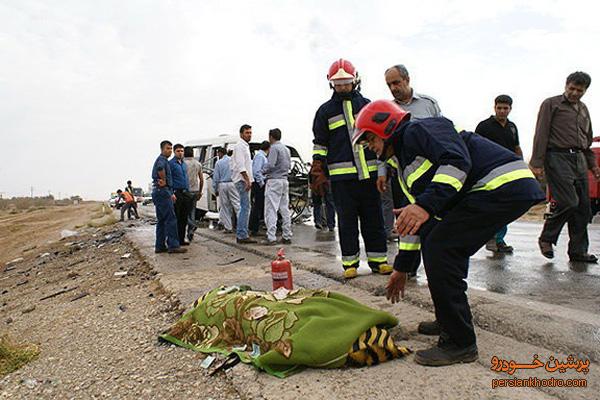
left=1, top=0, right=599, bottom=200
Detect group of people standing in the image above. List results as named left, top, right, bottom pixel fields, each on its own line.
left=309, top=58, right=596, bottom=367
left=212, top=126, right=294, bottom=245
left=150, top=141, right=203, bottom=254
left=147, top=58, right=596, bottom=369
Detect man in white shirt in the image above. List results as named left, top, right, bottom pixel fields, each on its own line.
left=231, top=124, right=257, bottom=244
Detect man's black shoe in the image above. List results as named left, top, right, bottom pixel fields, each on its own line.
left=496, top=241, right=514, bottom=253
left=569, top=253, right=598, bottom=263
left=280, top=238, right=292, bottom=245
left=414, top=340, right=478, bottom=366
left=314, top=224, right=323, bottom=230
left=155, top=248, right=168, bottom=254
left=168, top=247, right=187, bottom=254
left=417, top=320, right=441, bottom=336
left=538, top=239, right=554, bottom=259
left=236, top=238, right=257, bottom=244
left=180, top=241, right=190, bottom=246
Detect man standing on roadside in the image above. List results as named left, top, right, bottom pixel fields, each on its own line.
left=262, top=128, right=293, bottom=245
left=125, top=180, right=140, bottom=219
left=212, top=147, right=239, bottom=233
left=169, top=144, right=193, bottom=246
left=184, top=146, right=204, bottom=242
left=231, top=124, right=257, bottom=244
left=531, top=71, right=600, bottom=263
left=249, top=140, right=270, bottom=236
left=476, top=95, right=522, bottom=253
left=311, top=59, right=392, bottom=279
left=151, top=140, right=186, bottom=254
left=384, top=64, right=442, bottom=276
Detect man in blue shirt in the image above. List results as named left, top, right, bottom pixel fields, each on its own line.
left=249, top=141, right=270, bottom=236
left=151, top=140, right=186, bottom=254
left=169, top=143, right=193, bottom=246
left=212, top=147, right=240, bottom=233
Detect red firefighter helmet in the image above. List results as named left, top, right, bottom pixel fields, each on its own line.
left=327, top=59, right=359, bottom=86
left=351, top=100, right=411, bottom=146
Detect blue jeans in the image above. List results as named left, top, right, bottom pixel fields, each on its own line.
left=152, top=188, right=180, bottom=250
left=235, top=181, right=251, bottom=239
left=495, top=225, right=508, bottom=243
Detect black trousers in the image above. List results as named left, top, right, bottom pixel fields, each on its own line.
left=174, top=190, right=193, bottom=244
left=331, top=177, right=387, bottom=270
left=420, top=193, right=539, bottom=348
left=249, top=182, right=265, bottom=234
left=540, top=151, right=591, bottom=255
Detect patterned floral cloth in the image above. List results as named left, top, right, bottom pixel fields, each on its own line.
left=160, top=286, right=408, bottom=377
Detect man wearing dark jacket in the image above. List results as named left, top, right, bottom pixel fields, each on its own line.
left=311, top=59, right=392, bottom=279
left=352, top=100, right=544, bottom=366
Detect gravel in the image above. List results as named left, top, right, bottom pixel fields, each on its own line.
left=0, top=225, right=244, bottom=399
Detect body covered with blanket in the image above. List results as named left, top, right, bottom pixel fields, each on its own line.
left=160, top=286, right=410, bottom=377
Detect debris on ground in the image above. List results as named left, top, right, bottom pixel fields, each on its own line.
left=60, top=230, right=79, bottom=240
left=5, top=258, right=24, bottom=268
left=0, top=207, right=242, bottom=399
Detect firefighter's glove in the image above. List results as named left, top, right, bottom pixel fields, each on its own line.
left=310, top=160, right=329, bottom=196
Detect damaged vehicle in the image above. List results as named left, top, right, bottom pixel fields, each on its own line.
left=185, top=134, right=310, bottom=223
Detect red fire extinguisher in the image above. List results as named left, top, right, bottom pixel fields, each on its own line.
left=271, top=248, right=293, bottom=290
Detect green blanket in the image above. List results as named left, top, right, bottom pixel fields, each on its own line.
left=160, top=286, right=399, bottom=377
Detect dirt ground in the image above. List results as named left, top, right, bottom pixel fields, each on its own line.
left=0, top=204, right=98, bottom=268
left=0, top=204, right=242, bottom=399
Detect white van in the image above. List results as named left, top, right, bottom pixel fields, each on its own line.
left=185, top=134, right=310, bottom=222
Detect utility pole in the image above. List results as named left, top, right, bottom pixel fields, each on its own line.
left=30, top=186, right=34, bottom=198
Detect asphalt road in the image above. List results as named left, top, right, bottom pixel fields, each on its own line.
left=139, top=204, right=600, bottom=314
left=468, top=221, right=600, bottom=314
left=283, top=218, right=600, bottom=315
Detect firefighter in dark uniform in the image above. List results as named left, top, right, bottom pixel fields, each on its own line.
left=310, top=59, right=392, bottom=279
left=352, top=100, right=545, bottom=366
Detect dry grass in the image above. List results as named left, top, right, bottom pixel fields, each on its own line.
left=87, top=203, right=118, bottom=227
left=0, top=334, right=40, bottom=376
left=0, top=197, right=56, bottom=211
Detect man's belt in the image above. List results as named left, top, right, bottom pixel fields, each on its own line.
left=548, top=147, right=583, bottom=153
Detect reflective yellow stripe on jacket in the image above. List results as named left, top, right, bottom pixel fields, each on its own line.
left=469, top=160, right=534, bottom=192
left=403, top=157, right=433, bottom=189
left=431, top=165, right=467, bottom=192
left=313, top=144, right=328, bottom=157
left=329, top=161, right=378, bottom=176
left=399, top=235, right=421, bottom=251
left=328, top=114, right=346, bottom=130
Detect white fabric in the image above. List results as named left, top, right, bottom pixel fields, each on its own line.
left=184, top=158, right=203, bottom=192
left=230, top=140, right=254, bottom=184
left=217, top=182, right=240, bottom=231
left=264, top=179, right=292, bottom=242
